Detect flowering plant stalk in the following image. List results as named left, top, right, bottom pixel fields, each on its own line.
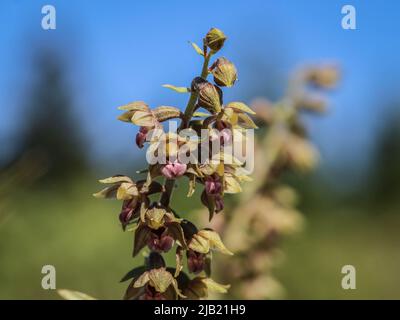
left=91, top=28, right=257, bottom=300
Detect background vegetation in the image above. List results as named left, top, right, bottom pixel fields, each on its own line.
left=1, top=0, right=400, bottom=299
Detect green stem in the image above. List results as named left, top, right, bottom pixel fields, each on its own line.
left=160, top=52, right=213, bottom=206
left=181, top=52, right=212, bottom=129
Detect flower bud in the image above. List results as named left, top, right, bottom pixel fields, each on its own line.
left=192, top=77, right=222, bottom=114
left=161, top=160, right=187, bottom=179
left=187, top=250, right=206, bottom=274
left=204, top=28, right=226, bottom=52
left=135, top=126, right=148, bottom=148
left=210, top=58, right=237, bottom=87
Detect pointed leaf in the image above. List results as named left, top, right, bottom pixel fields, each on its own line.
left=226, top=102, right=256, bottom=114
left=190, top=42, right=204, bottom=56
left=162, top=84, right=190, bottom=93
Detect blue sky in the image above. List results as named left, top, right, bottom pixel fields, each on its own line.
left=1, top=0, right=400, bottom=183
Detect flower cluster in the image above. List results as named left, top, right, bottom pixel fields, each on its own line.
left=94, top=28, right=255, bottom=299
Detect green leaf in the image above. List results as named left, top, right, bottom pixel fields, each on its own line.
left=225, top=102, right=256, bottom=115
left=120, top=266, right=147, bottom=282
left=193, top=111, right=211, bottom=117
left=57, top=289, right=96, bottom=300
left=162, top=84, right=190, bottom=93
left=190, top=42, right=204, bottom=56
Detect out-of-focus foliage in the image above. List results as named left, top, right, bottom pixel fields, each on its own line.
left=2, top=50, right=87, bottom=184
left=206, top=65, right=340, bottom=299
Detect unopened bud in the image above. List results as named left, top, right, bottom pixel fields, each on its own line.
left=204, top=28, right=226, bottom=52
left=192, top=77, right=222, bottom=114
left=210, top=58, right=237, bottom=87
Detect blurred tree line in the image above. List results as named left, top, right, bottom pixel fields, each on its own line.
left=1, top=50, right=87, bottom=188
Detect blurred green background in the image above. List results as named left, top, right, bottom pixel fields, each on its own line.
left=1, top=0, right=400, bottom=299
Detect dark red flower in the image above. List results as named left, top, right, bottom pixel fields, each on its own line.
left=147, top=228, right=174, bottom=252
left=187, top=249, right=206, bottom=273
